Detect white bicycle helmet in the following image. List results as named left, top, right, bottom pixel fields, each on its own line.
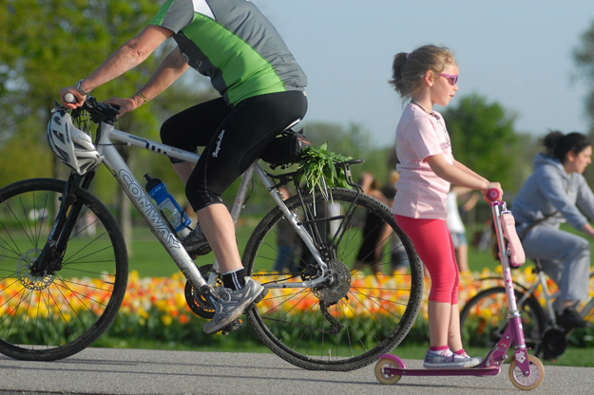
left=47, top=108, right=102, bottom=175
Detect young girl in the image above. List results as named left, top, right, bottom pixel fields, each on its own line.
left=389, top=45, right=503, bottom=368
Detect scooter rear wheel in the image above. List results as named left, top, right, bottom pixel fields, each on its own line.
left=508, top=354, right=544, bottom=390
left=375, top=357, right=405, bottom=385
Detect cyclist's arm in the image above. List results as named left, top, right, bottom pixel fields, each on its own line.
left=107, top=47, right=189, bottom=116
left=131, top=47, right=189, bottom=107
left=61, top=25, right=172, bottom=107
left=80, top=25, right=173, bottom=92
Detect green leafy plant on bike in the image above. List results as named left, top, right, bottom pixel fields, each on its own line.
left=298, top=143, right=353, bottom=199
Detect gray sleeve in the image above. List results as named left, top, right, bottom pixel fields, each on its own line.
left=576, top=174, right=594, bottom=222
left=150, top=0, right=194, bottom=34
left=539, top=166, right=588, bottom=230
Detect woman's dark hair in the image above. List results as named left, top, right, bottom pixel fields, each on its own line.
left=543, top=130, right=591, bottom=163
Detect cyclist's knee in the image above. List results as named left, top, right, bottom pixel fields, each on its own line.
left=185, top=179, right=224, bottom=212
left=569, top=237, right=590, bottom=259
left=160, top=120, right=186, bottom=164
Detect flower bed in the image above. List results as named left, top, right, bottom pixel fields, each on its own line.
left=1, top=268, right=592, bottom=349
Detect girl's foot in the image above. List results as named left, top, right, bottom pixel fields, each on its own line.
left=423, top=349, right=481, bottom=368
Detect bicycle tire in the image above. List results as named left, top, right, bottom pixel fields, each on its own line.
left=243, top=188, right=424, bottom=371
left=0, top=178, right=128, bottom=360
left=460, top=286, right=546, bottom=350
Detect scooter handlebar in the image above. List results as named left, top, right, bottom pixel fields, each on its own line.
left=486, top=188, right=501, bottom=202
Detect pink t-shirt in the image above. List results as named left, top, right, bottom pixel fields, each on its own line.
left=392, top=102, right=454, bottom=219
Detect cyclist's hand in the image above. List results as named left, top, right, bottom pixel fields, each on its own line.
left=60, top=87, right=86, bottom=109
left=482, top=182, right=503, bottom=202
left=105, top=97, right=136, bottom=118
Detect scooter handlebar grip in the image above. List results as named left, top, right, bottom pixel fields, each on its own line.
left=487, top=188, right=501, bottom=202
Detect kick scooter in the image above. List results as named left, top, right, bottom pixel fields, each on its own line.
left=375, top=189, right=545, bottom=391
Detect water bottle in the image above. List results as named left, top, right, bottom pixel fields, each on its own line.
left=144, top=174, right=191, bottom=234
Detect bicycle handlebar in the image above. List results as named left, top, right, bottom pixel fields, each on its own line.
left=68, top=96, right=120, bottom=125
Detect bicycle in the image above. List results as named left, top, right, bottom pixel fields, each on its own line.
left=460, top=258, right=593, bottom=360
left=0, top=97, right=424, bottom=371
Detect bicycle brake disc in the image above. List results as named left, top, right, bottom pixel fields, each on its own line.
left=184, top=265, right=217, bottom=319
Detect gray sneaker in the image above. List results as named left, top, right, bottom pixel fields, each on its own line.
left=202, top=278, right=267, bottom=335
left=181, top=225, right=211, bottom=256
left=423, top=349, right=478, bottom=369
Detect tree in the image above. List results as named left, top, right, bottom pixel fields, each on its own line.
left=574, top=20, right=594, bottom=132
left=443, top=93, right=520, bottom=192
left=0, top=1, right=216, bottom=251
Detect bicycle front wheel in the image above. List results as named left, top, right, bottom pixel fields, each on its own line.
left=460, top=286, right=545, bottom=350
left=0, top=178, right=128, bottom=360
left=243, top=188, right=424, bottom=371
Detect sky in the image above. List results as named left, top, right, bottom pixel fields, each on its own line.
left=249, top=0, right=593, bottom=148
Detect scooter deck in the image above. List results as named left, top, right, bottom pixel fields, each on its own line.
left=383, top=366, right=500, bottom=377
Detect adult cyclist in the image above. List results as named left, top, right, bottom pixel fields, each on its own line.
left=61, top=0, right=308, bottom=335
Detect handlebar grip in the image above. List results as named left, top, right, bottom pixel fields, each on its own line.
left=487, top=188, right=501, bottom=202
left=64, top=93, right=76, bottom=103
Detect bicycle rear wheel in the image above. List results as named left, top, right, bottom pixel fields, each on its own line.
left=243, top=188, right=424, bottom=371
left=0, top=178, right=128, bottom=360
left=460, top=286, right=545, bottom=350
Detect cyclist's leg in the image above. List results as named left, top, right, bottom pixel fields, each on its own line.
left=523, top=225, right=590, bottom=309
left=186, top=91, right=307, bottom=271
left=160, top=98, right=230, bottom=181
left=185, top=91, right=307, bottom=333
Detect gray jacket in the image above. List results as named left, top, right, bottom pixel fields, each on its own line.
left=512, top=153, right=594, bottom=231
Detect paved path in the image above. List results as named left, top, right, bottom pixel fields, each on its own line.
left=0, top=348, right=591, bottom=394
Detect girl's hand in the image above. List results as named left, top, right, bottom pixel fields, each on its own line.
left=482, top=182, right=503, bottom=202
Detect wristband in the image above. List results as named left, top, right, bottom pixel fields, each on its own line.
left=135, top=91, right=149, bottom=102
left=75, top=79, right=91, bottom=96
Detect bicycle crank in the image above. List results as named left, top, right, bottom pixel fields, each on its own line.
left=184, top=265, right=218, bottom=319
left=540, top=327, right=568, bottom=360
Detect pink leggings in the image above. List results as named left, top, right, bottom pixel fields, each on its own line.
left=394, top=215, right=459, bottom=304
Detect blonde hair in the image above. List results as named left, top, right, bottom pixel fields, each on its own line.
left=389, top=45, right=456, bottom=98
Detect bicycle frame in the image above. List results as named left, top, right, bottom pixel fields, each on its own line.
left=94, top=121, right=329, bottom=291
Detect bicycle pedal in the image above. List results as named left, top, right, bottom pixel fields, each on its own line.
left=253, top=288, right=269, bottom=305
left=221, top=318, right=242, bottom=335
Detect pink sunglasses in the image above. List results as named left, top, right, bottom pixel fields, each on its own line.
left=440, top=73, right=459, bottom=85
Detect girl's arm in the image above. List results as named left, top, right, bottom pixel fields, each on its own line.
left=426, top=154, right=502, bottom=198
left=454, top=160, right=489, bottom=184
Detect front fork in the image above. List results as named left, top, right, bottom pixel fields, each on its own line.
left=30, top=172, right=94, bottom=276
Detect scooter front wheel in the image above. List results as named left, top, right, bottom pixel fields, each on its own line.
left=508, top=354, right=544, bottom=390
left=375, top=356, right=405, bottom=385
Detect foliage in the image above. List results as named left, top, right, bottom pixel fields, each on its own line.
left=0, top=1, right=217, bottom=202
left=298, top=143, right=353, bottom=194
left=573, top=20, right=594, bottom=130
left=444, top=93, right=520, bottom=192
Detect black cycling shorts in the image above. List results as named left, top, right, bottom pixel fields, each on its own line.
left=160, top=90, right=307, bottom=211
